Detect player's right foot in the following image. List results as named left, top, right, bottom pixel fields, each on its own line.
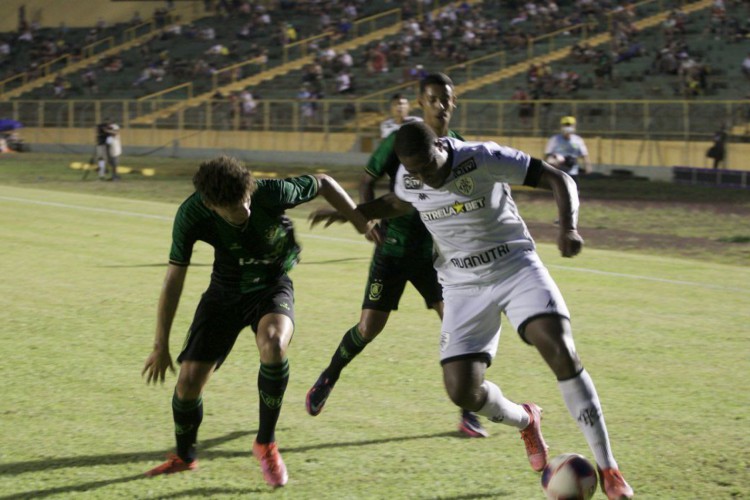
left=253, top=440, right=288, bottom=487
left=306, top=372, right=335, bottom=416
left=458, top=410, right=489, bottom=438
left=598, top=467, right=634, bottom=499
left=519, top=402, right=549, bottom=472
left=144, top=454, right=198, bottom=476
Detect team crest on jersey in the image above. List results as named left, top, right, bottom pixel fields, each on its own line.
left=455, top=176, right=474, bottom=195
left=403, top=175, right=423, bottom=189
left=369, top=282, right=383, bottom=301
left=453, top=158, right=477, bottom=177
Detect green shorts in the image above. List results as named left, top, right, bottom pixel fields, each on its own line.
left=177, top=275, right=295, bottom=369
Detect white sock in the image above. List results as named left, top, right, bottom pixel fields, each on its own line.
left=477, top=381, right=529, bottom=429
left=98, top=160, right=106, bottom=176
left=558, top=369, right=618, bottom=469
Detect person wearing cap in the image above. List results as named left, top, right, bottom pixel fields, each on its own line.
left=544, top=116, right=590, bottom=186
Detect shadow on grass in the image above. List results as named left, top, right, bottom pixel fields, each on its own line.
left=0, top=429, right=461, bottom=498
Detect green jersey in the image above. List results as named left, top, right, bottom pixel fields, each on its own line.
left=365, top=129, right=464, bottom=258
left=169, top=175, right=318, bottom=293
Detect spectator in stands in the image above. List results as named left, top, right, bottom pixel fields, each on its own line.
left=742, top=53, right=750, bottom=80
left=298, top=83, right=318, bottom=128
left=239, top=89, right=257, bottom=129
left=380, top=93, right=419, bottom=139
left=545, top=116, right=590, bottom=185
left=593, top=49, right=613, bottom=89
left=511, top=86, right=533, bottom=128
left=706, top=125, right=727, bottom=170
left=335, top=70, right=354, bottom=94
left=82, top=68, right=98, bottom=95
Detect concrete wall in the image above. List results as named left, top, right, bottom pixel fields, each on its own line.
left=1, top=0, right=203, bottom=31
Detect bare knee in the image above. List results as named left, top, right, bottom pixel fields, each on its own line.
left=524, top=315, right=582, bottom=379
left=442, top=358, right=488, bottom=411
left=358, top=309, right=389, bottom=341
left=256, top=314, right=294, bottom=364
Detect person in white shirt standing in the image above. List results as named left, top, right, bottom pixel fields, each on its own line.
left=545, top=116, right=590, bottom=185
left=379, top=93, right=420, bottom=139
left=310, top=121, right=633, bottom=500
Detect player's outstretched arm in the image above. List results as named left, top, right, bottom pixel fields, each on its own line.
left=142, top=263, right=186, bottom=384
left=536, top=162, right=583, bottom=258
left=309, top=192, right=412, bottom=244
left=314, top=174, right=371, bottom=234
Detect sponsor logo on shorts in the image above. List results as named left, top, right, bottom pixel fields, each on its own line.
left=418, top=193, right=429, bottom=200
left=369, top=282, right=383, bottom=301
left=403, top=175, right=423, bottom=189
left=420, top=197, right=486, bottom=221
left=450, top=244, right=511, bottom=269
left=440, top=331, right=450, bottom=352
left=454, top=176, right=474, bottom=195
left=453, top=158, right=477, bottom=177
left=278, top=302, right=290, bottom=311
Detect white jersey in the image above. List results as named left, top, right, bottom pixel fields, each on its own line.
left=380, top=115, right=421, bottom=139
left=394, top=137, right=537, bottom=288
left=545, top=133, right=588, bottom=175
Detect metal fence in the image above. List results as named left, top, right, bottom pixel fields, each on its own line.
left=3, top=98, right=747, bottom=141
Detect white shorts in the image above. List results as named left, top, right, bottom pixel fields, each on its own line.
left=439, top=253, right=570, bottom=364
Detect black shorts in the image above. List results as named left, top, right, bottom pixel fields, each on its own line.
left=177, top=275, right=295, bottom=369
left=361, top=252, right=442, bottom=312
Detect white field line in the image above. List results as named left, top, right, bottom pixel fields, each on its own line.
left=2, top=195, right=747, bottom=293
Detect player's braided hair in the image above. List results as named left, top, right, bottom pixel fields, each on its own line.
left=394, top=121, right=437, bottom=160
left=193, top=155, right=256, bottom=207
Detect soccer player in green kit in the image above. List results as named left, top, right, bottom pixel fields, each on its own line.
left=305, top=73, right=487, bottom=438
left=142, top=156, right=371, bottom=487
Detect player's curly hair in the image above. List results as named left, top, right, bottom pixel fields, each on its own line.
left=394, top=121, right=437, bottom=160
left=193, top=155, right=256, bottom=207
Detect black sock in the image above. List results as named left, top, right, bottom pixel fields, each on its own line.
left=325, top=325, right=369, bottom=382
left=257, top=358, right=290, bottom=444
left=172, top=392, right=203, bottom=463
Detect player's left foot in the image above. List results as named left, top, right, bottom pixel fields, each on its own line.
left=306, top=372, right=335, bottom=416
left=253, top=440, right=288, bottom=487
left=519, top=402, right=549, bottom=472
left=598, top=467, right=634, bottom=499
left=144, top=454, right=198, bottom=476
left=458, top=410, right=489, bottom=438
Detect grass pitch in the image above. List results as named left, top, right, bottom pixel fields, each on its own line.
left=0, top=154, right=748, bottom=499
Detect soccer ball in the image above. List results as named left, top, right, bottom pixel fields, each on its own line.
left=541, top=453, right=598, bottom=500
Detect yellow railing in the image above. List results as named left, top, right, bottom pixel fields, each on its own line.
left=211, top=56, right=268, bottom=91
left=350, top=7, right=401, bottom=38
left=0, top=73, right=28, bottom=95
left=282, top=32, right=334, bottom=65
left=38, top=54, right=74, bottom=78
left=123, top=20, right=155, bottom=43
left=138, top=82, right=193, bottom=101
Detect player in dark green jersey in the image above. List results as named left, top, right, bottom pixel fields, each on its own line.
left=142, top=156, right=370, bottom=487
left=305, top=73, right=488, bottom=438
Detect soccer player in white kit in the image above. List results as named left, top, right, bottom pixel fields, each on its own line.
left=310, top=121, right=633, bottom=500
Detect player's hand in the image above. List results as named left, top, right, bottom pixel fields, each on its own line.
left=142, top=346, right=175, bottom=385
left=558, top=229, right=583, bottom=258
left=308, top=209, right=347, bottom=228
left=365, top=221, right=384, bottom=245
